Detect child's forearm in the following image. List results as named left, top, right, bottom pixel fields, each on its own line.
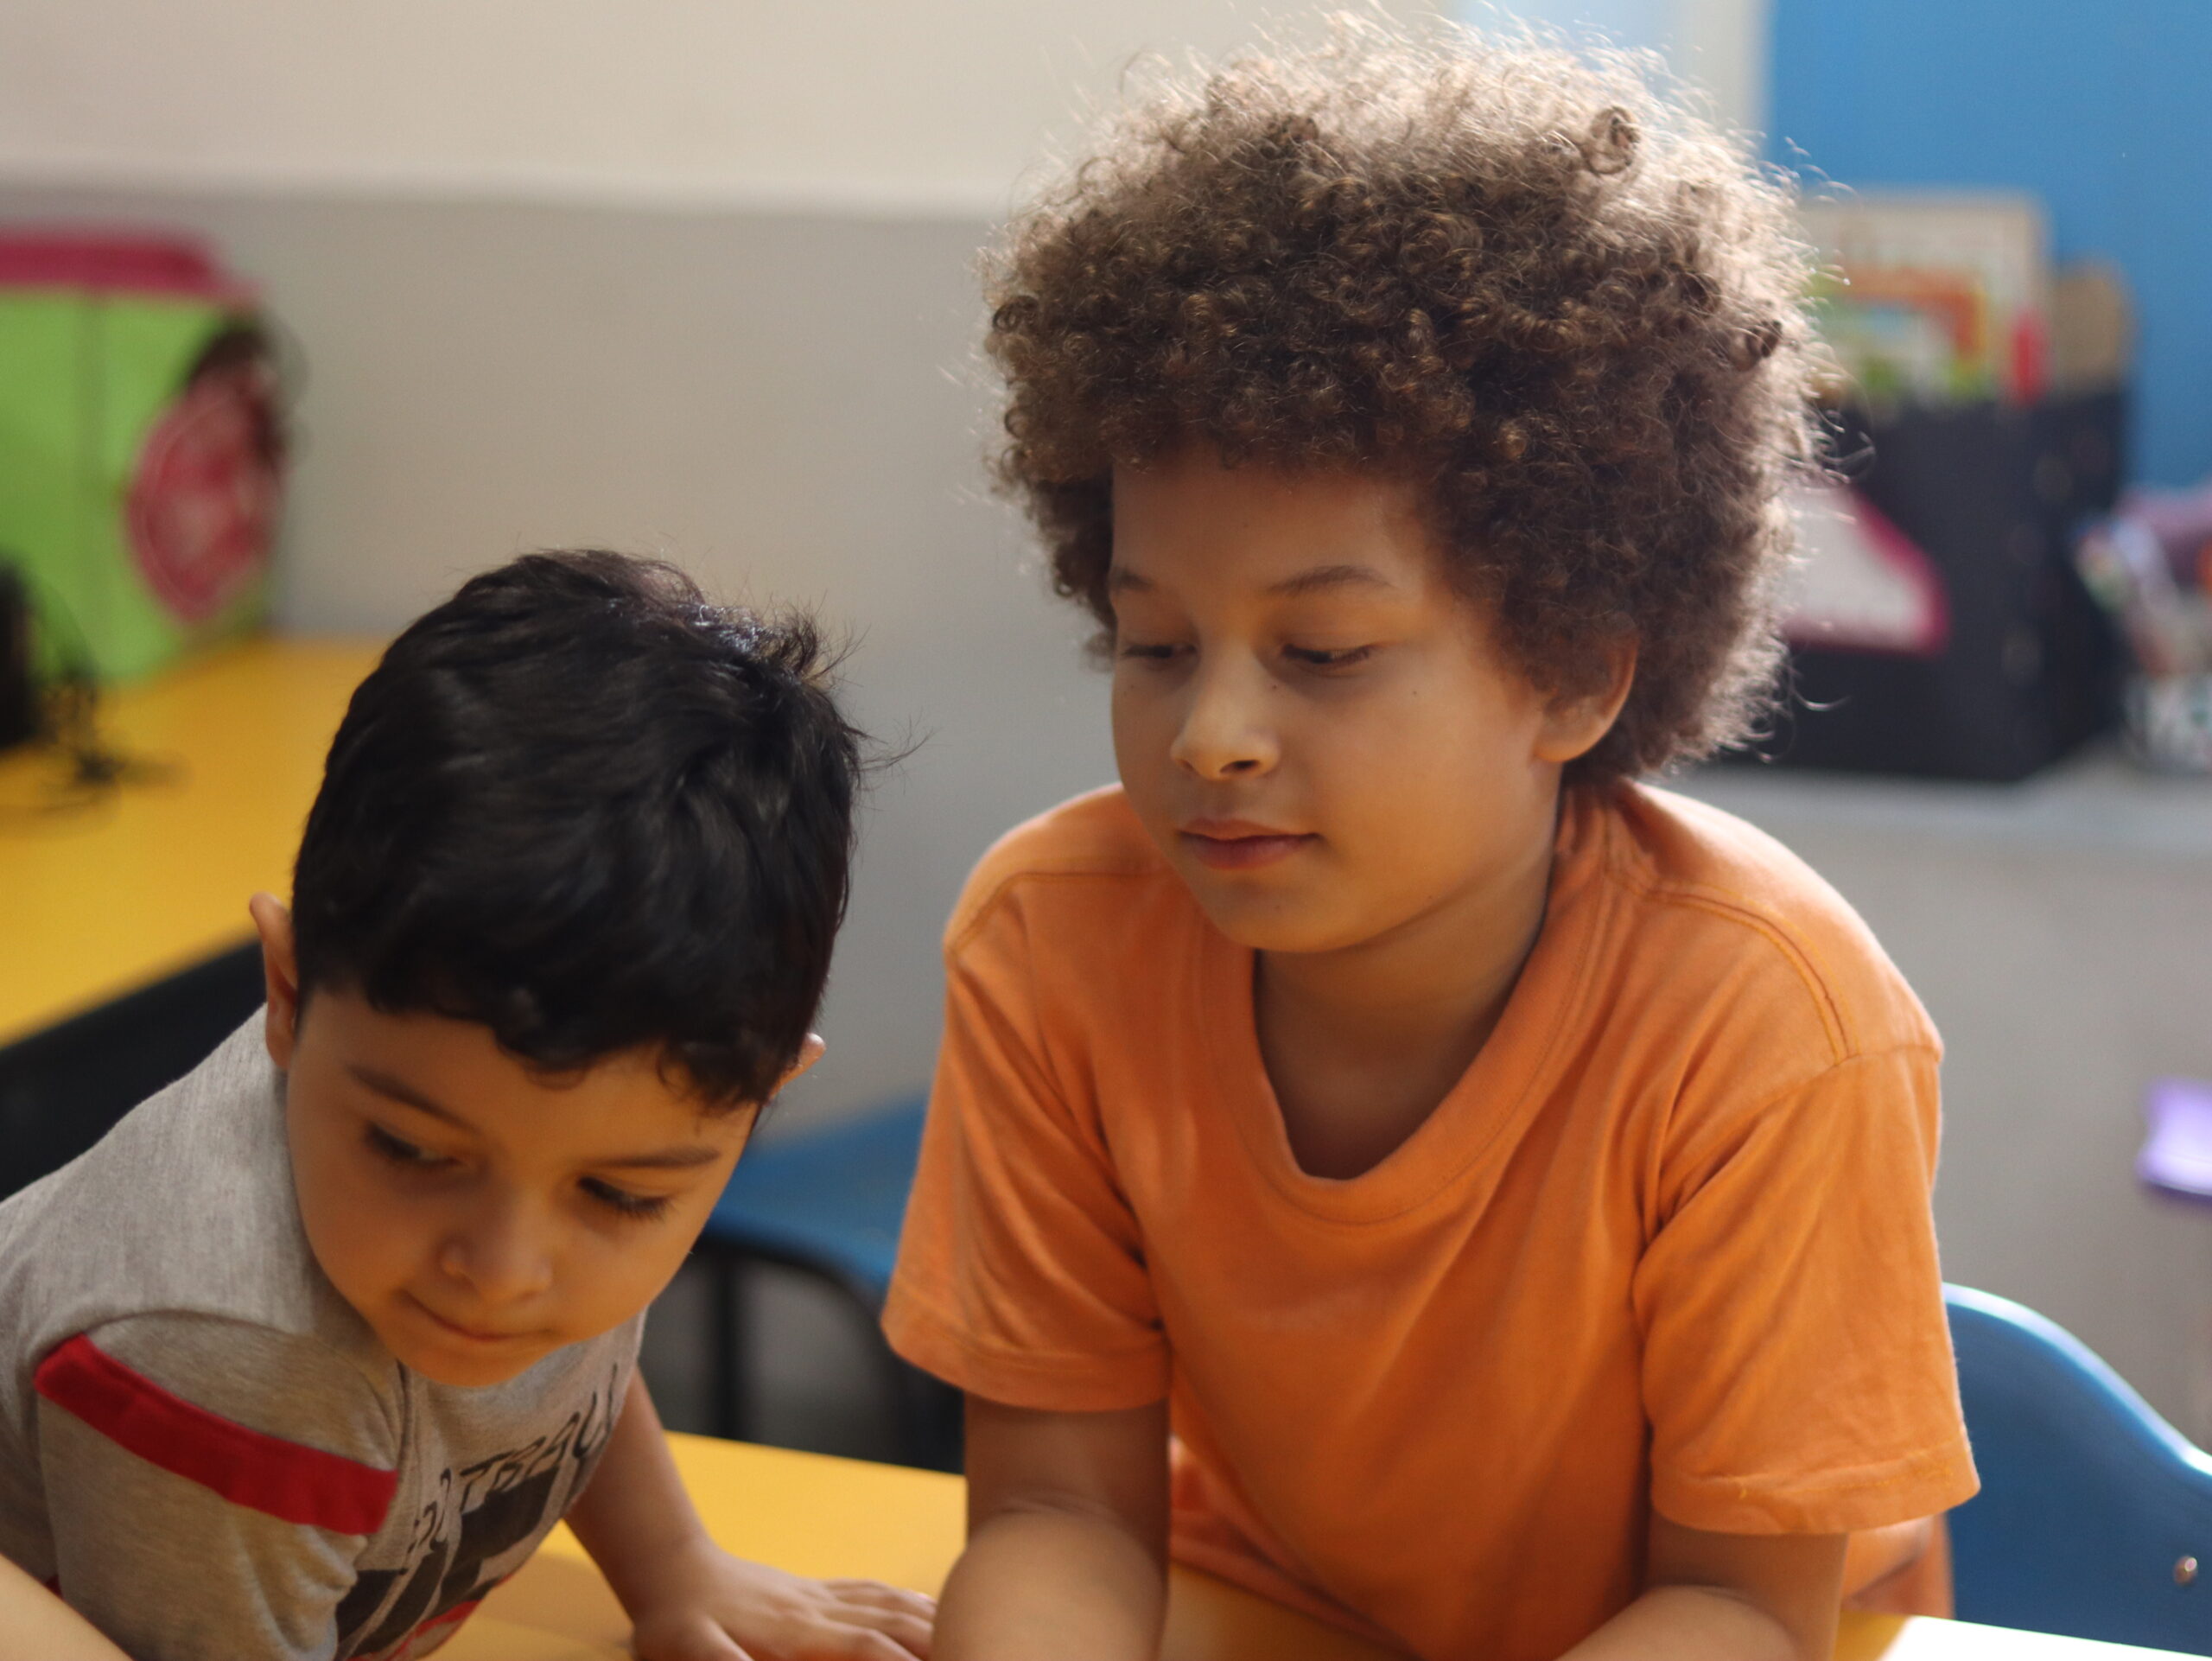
left=564, top=1372, right=936, bottom=1660
left=1558, top=1585, right=1819, bottom=1661
left=1842, top=1519, right=1936, bottom=1606
left=934, top=1507, right=1165, bottom=1661
left=0, top=1552, right=129, bottom=1661
left=563, top=1373, right=718, bottom=1614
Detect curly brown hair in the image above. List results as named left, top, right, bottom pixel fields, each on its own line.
left=985, top=18, right=1821, bottom=781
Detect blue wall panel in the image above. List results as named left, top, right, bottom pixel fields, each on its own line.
left=1769, top=0, right=2212, bottom=486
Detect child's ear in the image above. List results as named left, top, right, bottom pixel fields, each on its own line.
left=779, top=1033, right=827, bottom=1091
left=247, top=893, right=302, bottom=1071
left=1534, top=636, right=1638, bottom=767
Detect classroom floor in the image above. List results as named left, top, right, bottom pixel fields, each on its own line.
left=639, top=1257, right=909, bottom=1461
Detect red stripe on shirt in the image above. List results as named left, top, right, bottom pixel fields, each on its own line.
left=360, top=1593, right=491, bottom=1661
left=33, top=1333, right=397, bottom=1535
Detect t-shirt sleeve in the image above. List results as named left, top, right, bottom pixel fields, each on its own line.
left=1634, top=1043, right=1980, bottom=1534
left=32, top=1313, right=399, bottom=1661
left=882, top=885, right=1171, bottom=1411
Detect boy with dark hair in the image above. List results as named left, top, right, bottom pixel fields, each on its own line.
left=884, top=22, right=1976, bottom=1661
left=0, top=552, right=933, bottom=1661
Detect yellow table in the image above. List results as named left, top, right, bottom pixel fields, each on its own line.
left=0, top=639, right=381, bottom=1047
left=454, top=1435, right=2190, bottom=1661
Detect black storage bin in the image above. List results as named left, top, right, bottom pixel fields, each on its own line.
left=0, top=563, right=32, bottom=754
left=1741, top=390, right=2128, bottom=782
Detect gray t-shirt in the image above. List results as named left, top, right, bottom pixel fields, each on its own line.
left=0, top=1016, right=641, bottom=1661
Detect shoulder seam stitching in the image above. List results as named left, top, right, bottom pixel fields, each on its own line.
left=944, top=862, right=1166, bottom=958
left=1601, top=859, right=1860, bottom=1064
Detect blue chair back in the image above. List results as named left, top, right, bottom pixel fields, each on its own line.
left=1948, top=1283, right=2212, bottom=1653
left=697, top=1097, right=927, bottom=1306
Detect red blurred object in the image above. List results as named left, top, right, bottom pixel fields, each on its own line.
left=0, top=232, right=255, bottom=302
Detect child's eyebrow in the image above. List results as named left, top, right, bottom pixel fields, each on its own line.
left=1264, top=563, right=1397, bottom=599
left=348, top=1064, right=464, bottom=1123
left=1106, top=563, right=1399, bottom=598
left=592, top=1145, right=726, bottom=1171
left=346, top=1064, right=725, bottom=1168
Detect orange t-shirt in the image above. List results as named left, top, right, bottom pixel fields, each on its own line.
left=883, top=782, right=1979, bottom=1661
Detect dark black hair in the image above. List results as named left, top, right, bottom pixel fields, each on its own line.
left=291, top=550, right=864, bottom=1109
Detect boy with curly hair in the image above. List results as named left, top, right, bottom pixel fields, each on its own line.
left=882, top=22, right=1977, bottom=1661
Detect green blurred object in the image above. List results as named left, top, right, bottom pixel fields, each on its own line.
left=0, top=234, right=283, bottom=684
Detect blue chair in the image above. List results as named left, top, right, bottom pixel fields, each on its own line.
left=1948, top=1283, right=2212, bottom=1652
left=690, top=1098, right=957, bottom=1465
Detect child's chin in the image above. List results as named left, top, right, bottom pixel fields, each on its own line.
left=1191, top=887, right=1363, bottom=956
left=370, top=1312, right=559, bottom=1387
left=391, top=1337, right=556, bottom=1389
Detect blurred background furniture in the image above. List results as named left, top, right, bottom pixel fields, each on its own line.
left=1948, top=1283, right=2212, bottom=1654
left=0, top=639, right=375, bottom=1199
left=691, top=1096, right=960, bottom=1468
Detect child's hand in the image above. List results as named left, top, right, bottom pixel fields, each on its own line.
left=626, top=1537, right=934, bottom=1661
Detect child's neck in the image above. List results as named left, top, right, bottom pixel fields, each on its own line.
left=1253, top=823, right=1556, bottom=1182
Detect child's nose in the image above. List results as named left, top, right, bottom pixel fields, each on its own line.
left=1169, top=659, right=1279, bottom=781
left=438, top=1199, right=556, bottom=1307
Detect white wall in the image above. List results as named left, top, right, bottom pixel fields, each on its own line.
left=1478, top=0, right=1770, bottom=137
left=0, top=0, right=1438, bottom=215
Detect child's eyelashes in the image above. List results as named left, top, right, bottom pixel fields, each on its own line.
left=365, top=1123, right=451, bottom=1170
left=1115, top=640, right=1379, bottom=671
left=1283, top=644, right=1376, bottom=671
left=579, top=1179, right=675, bottom=1223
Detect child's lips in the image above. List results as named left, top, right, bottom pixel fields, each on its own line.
left=1179, top=821, right=1316, bottom=870
left=409, top=1294, right=540, bottom=1346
